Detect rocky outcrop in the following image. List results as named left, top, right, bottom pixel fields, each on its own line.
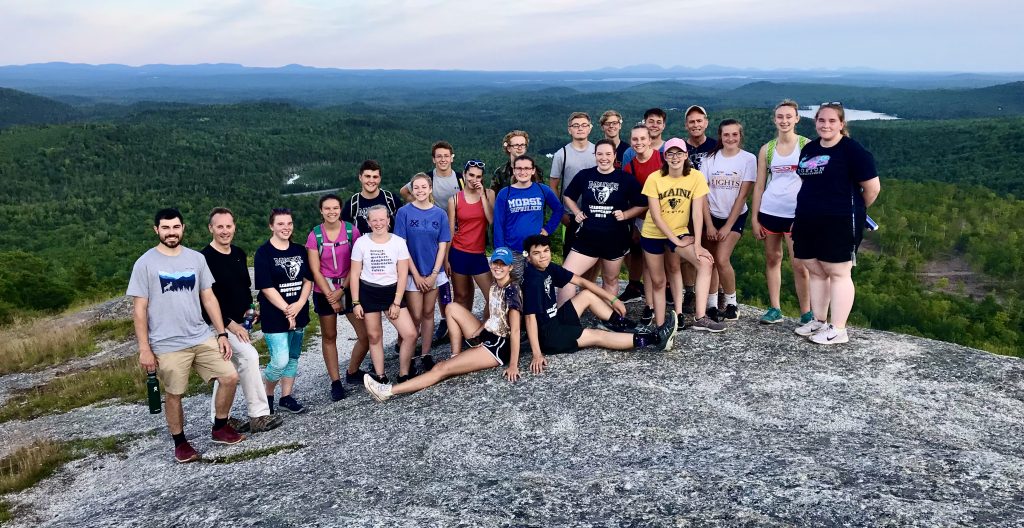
left=2, top=306, right=1023, bottom=527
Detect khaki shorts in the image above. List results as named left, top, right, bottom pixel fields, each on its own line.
left=157, top=337, right=236, bottom=395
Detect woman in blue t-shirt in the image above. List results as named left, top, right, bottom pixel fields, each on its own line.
left=394, top=173, right=452, bottom=379
left=792, top=103, right=881, bottom=345
left=254, top=208, right=313, bottom=414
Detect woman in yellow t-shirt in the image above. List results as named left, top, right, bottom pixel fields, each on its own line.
left=641, top=138, right=725, bottom=335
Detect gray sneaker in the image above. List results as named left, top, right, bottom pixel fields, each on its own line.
left=795, top=319, right=826, bottom=337
left=363, top=373, right=393, bottom=403
left=691, top=316, right=726, bottom=333
left=658, top=309, right=678, bottom=351
left=248, top=414, right=284, bottom=433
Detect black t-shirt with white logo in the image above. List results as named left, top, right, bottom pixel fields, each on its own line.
left=522, top=262, right=574, bottom=325
left=254, top=241, right=312, bottom=333
left=562, top=167, right=644, bottom=238
left=795, top=137, right=876, bottom=217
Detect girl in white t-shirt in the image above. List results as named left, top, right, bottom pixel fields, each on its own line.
left=701, top=119, right=757, bottom=322
left=350, top=205, right=418, bottom=384
left=751, top=100, right=813, bottom=326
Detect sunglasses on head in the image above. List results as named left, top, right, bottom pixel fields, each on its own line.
left=464, top=159, right=486, bottom=170
left=820, top=101, right=843, bottom=107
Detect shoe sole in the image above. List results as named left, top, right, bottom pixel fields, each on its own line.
left=175, top=454, right=200, bottom=463
left=760, top=318, right=783, bottom=325
left=363, top=376, right=389, bottom=403
left=810, top=335, right=849, bottom=344
left=211, top=435, right=245, bottom=445
left=279, top=406, right=306, bottom=414
left=621, top=296, right=643, bottom=304
left=691, top=325, right=726, bottom=333
left=661, top=324, right=678, bottom=352
left=794, top=328, right=821, bottom=337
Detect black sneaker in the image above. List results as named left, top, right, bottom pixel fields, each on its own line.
left=640, top=306, right=654, bottom=326
left=369, top=372, right=390, bottom=385
left=418, top=355, right=436, bottom=374
left=705, top=306, right=720, bottom=322
left=682, top=290, right=696, bottom=314
left=598, top=313, right=638, bottom=333
left=676, top=312, right=687, bottom=332
left=278, top=395, right=306, bottom=414
left=722, top=304, right=739, bottom=321
left=345, top=368, right=368, bottom=384
left=658, top=309, right=678, bottom=351
left=432, top=319, right=450, bottom=345
left=619, top=282, right=644, bottom=304
left=330, top=380, right=346, bottom=402
left=396, top=373, right=417, bottom=384
left=267, top=395, right=275, bottom=415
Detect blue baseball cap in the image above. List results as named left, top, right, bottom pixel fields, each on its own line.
left=490, top=247, right=514, bottom=265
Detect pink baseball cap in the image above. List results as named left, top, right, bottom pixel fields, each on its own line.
left=662, top=137, right=688, bottom=153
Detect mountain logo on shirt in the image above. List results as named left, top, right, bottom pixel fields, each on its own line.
left=159, top=271, right=196, bottom=293
left=588, top=181, right=619, bottom=205
left=800, top=155, right=831, bottom=170
left=274, top=256, right=303, bottom=281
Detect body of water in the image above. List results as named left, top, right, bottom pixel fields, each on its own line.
left=799, top=106, right=900, bottom=120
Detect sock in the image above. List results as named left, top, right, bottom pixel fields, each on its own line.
left=213, top=417, right=228, bottom=431
left=685, top=285, right=695, bottom=294
left=332, top=379, right=343, bottom=388
left=267, top=394, right=275, bottom=414
left=725, top=292, right=737, bottom=306
left=707, top=296, right=717, bottom=310
left=171, top=432, right=187, bottom=447
left=634, top=331, right=659, bottom=347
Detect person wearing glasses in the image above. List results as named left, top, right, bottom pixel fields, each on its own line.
left=641, top=138, right=725, bottom=335
left=599, top=110, right=629, bottom=168
left=363, top=247, right=524, bottom=402
left=550, top=112, right=597, bottom=259
left=493, top=155, right=564, bottom=282
left=447, top=160, right=495, bottom=320
left=792, top=102, right=881, bottom=344
left=492, top=130, right=543, bottom=193
left=751, top=100, right=813, bottom=326
left=255, top=208, right=314, bottom=414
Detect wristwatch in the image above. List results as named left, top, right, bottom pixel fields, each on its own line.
left=217, top=332, right=229, bottom=339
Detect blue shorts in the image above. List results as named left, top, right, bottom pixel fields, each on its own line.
left=640, top=235, right=691, bottom=255
left=448, top=247, right=490, bottom=276
left=710, top=211, right=748, bottom=235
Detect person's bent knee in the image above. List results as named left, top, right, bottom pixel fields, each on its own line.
left=217, top=372, right=240, bottom=386
left=399, top=326, right=418, bottom=342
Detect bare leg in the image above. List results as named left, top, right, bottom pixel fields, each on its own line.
left=675, top=244, right=714, bottom=319
left=714, top=232, right=741, bottom=296
left=280, top=376, right=295, bottom=397
left=388, top=308, right=419, bottom=376
left=363, top=311, right=387, bottom=376
left=451, top=272, right=474, bottom=312
left=665, top=251, right=683, bottom=314
left=569, top=289, right=613, bottom=321
left=643, top=251, right=667, bottom=326
left=445, top=303, right=484, bottom=357
left=576, top=328, right=634, bottom=350
left=600, top=258, right=622, bottom=298
left=212, top=374, right=239, bottom=419
left=471, top=271, right=493, bottom=321
left=418, top=288, right=440, bottom=357
left=800, top=258, right=831, bottom=322
left=165, top=393, right=185, bottom=434
left=391, top=346, right=499, bottom=395
left=764, top=233, right=784, bottom=308
left=822, top=261, right=855, bottom=328
left=786, top=234, right=812, bottom=314
left=557, top=251, right=599, bottom=306
left=319, top=313, right=340, bottom=381
left=345, top=312, right=370, bottom=377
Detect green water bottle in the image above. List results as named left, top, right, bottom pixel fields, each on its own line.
left=146, top=371, right=162, bottom=414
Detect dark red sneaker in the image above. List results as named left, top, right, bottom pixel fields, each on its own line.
left=174, top=441, right=201, bottom=463
left=211, top=424, right=245, bottom=445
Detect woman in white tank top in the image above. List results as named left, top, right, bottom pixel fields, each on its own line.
left=751, top=100, right=813, bottom=325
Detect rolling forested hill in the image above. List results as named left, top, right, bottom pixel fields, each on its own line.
left=0, top=88, right=79, bottom=128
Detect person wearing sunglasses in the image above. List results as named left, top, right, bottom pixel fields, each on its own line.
left=447, top=159, right=495, bottom=321
left=792, top=102, right=881, bottom=344
left=492, top=130, right=543, bottom=193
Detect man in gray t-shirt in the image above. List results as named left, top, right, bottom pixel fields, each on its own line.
left=129, top=208, right=244, bottom=463
left=549, top=111, right=598, bottom=259
left=400, top=140, right=463, bottom=205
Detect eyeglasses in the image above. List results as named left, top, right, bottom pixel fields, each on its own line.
left=820, top=101, right=843, bottom=107
left=569, top=123, right=592, bottom=130
left=664, top=150, right=687, bottom=159
left=508, top=143, right=527, bottom=149
left=603, top=120, right=622, bottom=126
left=513, top=166, right=535, bottom=172
left=434, top=154, right=453, bottom=160
left=464, top=159, right=486, bottom=170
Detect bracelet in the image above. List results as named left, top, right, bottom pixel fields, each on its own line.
left=608, top=295, right=619, bottom=306
left=351, top=300, right=361, bottom=305
left=392, top=302, right=401, bottom=307
left=217, top=332, right=229, bottom=339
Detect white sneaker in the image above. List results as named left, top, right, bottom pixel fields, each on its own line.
left=363, top=374, right=393, bottom=402
left=794, top=319, right=826, bottom=336
left=809, top=324, right=849, bottom=344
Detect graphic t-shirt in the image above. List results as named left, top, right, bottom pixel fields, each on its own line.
left=760, top=138, right=808, bottom=218
left=493, top=183, right=564, bottom=252
left=351, top=234, right=411, bottom=286
left=563, top=167, right=644, bottom=239
left=254, top=241, right=312, bottom=334
left=394, top=204, right=452, bottom=276
left=640, top=170, right=710, bottom=239
left=522, top=262, right=574, bottom=325
left=342, top=191, right=397, bottom=235
left=623, top=150, right=663, bottom=186
left=200, top=244, right=251, bottom=326
left=795, top=137, right=877, bottom=217
left=550, top=142, right=597, bottom=194
left=484, top=281, right=523, bottom=337
left=404, top=170, right=463, bottom=206
left=686, top=137, right=718, bottom=171
left=126, top=247, right=215, bottom=354
left=702, top=150, right=758, bottom=219
left=305, top=223, right=362, bottom=293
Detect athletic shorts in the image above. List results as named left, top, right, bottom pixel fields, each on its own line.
left=358, top=280, right=407, bottom=313
left=538, top=303, right=584, bottom=355
left=405, top=270, right=450, bottom=292
left=757, top=212, right=794, bottom=235
left=449, top=247, right=490, bottom=276
left=710, top=211, right=748, bottom=235
left=640, top=235, right=693, bottom=255
left=156, top=337, right=236, bottom=395
left=563, top=218, right=580, bottom=259
left=628, top=224, right=642, bottom=254
left=570, top=227, right=630, bottom=261
left=473, top=329, right=512, bottom=366
left=792, top=213, right=864, bottom=264
left=313, top=288, right=352, bottom=316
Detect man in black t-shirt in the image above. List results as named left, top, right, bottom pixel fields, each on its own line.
left=521, top=235, right=662, bottom=375
left=342, top=160, right=399, bottom=234
left=201, top=208, right=284, bottom=433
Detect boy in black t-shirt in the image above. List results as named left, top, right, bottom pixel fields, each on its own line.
left=342, top=160, right=398, bottom=234
left=521, top=235, right=662, bottom=374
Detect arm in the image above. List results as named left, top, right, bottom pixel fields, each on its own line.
left=570, top=274, right=626, bottom=317
left=525, top=313, right=547, bottom=374
left=307, top=247, right=340, bottom=307
left=721, top=181, right=754, bottom=234
left=482, top=189, right=495, bottom=225
left=133, top=296, right=157, bottom=372
left=861, top=177, right=881, bottom=208
left=541, top=185, right=564, bottom=236
left=618, top=205, right=648, bottom=221
left=703, top=191, right=719, bottom=241
left=690, top=195, right=713, bottom=262
left=648, top=194, right=681, bottom=243
left=424, top=241, right=448, bottom=291
left=504, top=309, right=521, bottom=382
left=199, top=288, right=231, bottom=359
left=751, top=144, right=770, bottom=240
left=350, top=259, right=364, bottom=320
left=493, top=190, right=507, bottom=248
left=400, top=182, right=413, bottom=203
left=388, top=258, right=410, bottom=321
left=564, top=194, right=586, bottom=224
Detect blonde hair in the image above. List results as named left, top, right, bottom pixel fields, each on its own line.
left=567, top=111, right=591, bottom=126
left=502, top=130, right=529, bottom=152
left=775, top=99, right=800, bottom=114
left=814, top=103, right=850, bottom=137
left=410, top=172, right=434, bottom=203
left=599, top=110, right=622, bottom=125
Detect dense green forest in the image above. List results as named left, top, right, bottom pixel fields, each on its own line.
left=0, top=87, right=1022, bottom=354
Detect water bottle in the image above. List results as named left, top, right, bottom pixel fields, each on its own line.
left=866, top=215, right=880, bottom=232
left=243, top=302, right=257, bottom=330
left=146, top=371, right=162, bottom=414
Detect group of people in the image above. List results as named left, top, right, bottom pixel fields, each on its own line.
left=130, top=101, right=880, bottom=462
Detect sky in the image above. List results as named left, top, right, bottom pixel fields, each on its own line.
left=1, top=0, right=1021, bottom=73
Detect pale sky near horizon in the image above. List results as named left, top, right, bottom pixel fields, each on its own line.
left=1, top=0, right=1021, bottom=72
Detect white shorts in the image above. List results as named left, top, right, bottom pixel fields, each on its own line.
left=405, top=270, right=450, bottom=292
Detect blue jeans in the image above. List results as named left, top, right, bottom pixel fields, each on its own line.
left=264, top=329, right=304, bottom=382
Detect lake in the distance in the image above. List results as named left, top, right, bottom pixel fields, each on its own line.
left=799, top=106, right=900, bottom=120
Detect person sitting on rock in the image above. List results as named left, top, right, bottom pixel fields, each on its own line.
left=520, top=234, right=665, bottom=375
left=363, top=247, right=523, bottom=402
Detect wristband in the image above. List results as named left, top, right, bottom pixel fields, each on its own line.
left=217, top=332, right=229, bottom=339
left=352, top=300, right=361, bottom=305
left=608, top=296, right=619, bottom=306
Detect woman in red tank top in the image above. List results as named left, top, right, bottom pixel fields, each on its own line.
left=446, top=160, right=496, bottom=320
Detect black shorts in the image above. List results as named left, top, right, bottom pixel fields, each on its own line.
left=710, top=211, right=748, bottom=235
left=628, top=224, right=642, bottom=254
left=562, top=218, right=580, bottom=259
left=313, top=288, right=352, bottom=316
left=538, top=303, right=584, bottom=355
left=570, top=227, right=630, bottom=261
left=758, top=212, right=794, bottom=235
left=358, top=280, right=407, bottom=313
left=475, top=329, right=512, bottom=365
left=792, top=213, right=864, bottom=264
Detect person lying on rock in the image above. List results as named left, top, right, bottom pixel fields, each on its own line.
left=363, top=247, right=522, bottom=402
left=520, top=234, right=664, bottom=375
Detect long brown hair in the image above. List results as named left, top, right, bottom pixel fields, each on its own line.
left=814, top=103, right=850, bottom=137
